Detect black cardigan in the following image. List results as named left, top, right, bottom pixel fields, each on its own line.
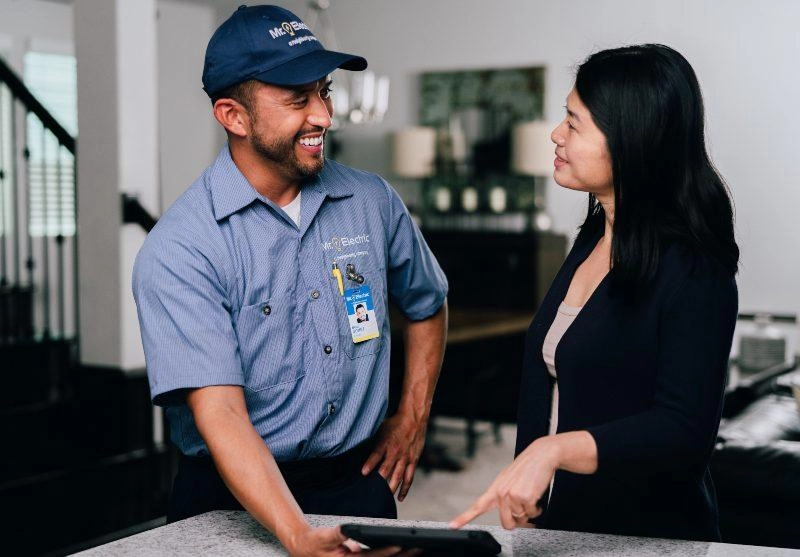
left=516, top=227, right=737, bottom=541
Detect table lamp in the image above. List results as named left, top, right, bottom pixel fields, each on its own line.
left=511, top=120, right=555, bottom=231
left=392, top=126, right=436, bottom=179
left=391, top=126, right=452, bottom=217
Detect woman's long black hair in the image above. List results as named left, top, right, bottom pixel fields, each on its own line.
left=574, top=44, right=738, bottom=291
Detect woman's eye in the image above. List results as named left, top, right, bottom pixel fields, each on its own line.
left=567, top=121, right=576, bottom=130
left=320, top=87, right=332, bottom=100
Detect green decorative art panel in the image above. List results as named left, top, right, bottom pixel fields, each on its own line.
left=419, top=67, right=545, bottom=127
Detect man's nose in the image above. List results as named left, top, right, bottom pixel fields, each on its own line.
left=308, top=95, right=332, bottom=129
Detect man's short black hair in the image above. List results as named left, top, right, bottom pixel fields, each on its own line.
left=209, top=79, right=260, bottom=113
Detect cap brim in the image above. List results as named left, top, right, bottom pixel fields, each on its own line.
left=252, top=49, right=368, bottom=87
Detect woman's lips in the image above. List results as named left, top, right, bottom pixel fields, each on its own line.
left=554, top=155, right=567, bottom=169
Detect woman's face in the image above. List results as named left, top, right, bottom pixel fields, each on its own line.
left=551, top=88, right=614, bottom=198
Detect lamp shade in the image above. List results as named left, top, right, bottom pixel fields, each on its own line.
left=391, top=126, right=436, bottom=178
left=511, top=120, right=555, bottom=176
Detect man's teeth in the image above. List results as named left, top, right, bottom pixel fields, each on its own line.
left=299, top=136, right=323, bottom=147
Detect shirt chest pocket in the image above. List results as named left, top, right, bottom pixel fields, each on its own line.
left=335, top=268, right=386, bottom=359
left=233, top=291, right=304, bottom=391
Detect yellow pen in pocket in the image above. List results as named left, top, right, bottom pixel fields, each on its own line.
left=331, top=262, right=344, bottom=296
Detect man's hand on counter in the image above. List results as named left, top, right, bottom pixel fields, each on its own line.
left=286, top=525, right=414, bottom=556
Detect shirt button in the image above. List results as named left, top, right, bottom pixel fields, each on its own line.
left=323, top=345, right=332, bottom=354
left=261, top=304, right=271, bottom=316
left=311, top=290, right=320, bottom=299
left=329, top=404, right=336, bottom=415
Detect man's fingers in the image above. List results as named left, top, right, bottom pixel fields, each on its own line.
left=378, top=448, right=399, bottom=480
left=343, top=538, right=364, bottom=552
left=361, top=447, right=385, bottom=476
left=319, top=526, right=349, bottom=548
left=398, top=463, right=416, bottom=502
left=388, top=459, right=406, bottom=494
left=361, top=545, right=403, bottom=557
left=449, top=492, right=494, bottom=529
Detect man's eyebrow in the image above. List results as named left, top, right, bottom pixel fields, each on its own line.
left=287, top=79, right=332, bottom=97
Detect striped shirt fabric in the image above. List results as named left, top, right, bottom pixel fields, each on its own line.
left=132, top=146, right=447, bottom=460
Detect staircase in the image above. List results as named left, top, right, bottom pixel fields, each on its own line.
left=0, top=56, right=173, bottom=556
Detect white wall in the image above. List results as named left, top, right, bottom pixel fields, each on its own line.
left=0, top=0, right=73, bottom=70
left=313, top=0, right=800, bottom=319
left=157, top=0, right=220, bottom=209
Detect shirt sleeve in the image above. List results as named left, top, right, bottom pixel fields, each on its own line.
left=382, top=180, right=448, bottom=321
left=586, top=260, right=738, bottom=476
left=132, top=230, right=244, bottom=406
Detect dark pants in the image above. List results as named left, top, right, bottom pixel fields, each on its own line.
left=168, top=440, right=397, bottom=523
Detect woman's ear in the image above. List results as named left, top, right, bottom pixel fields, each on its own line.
left=213, top=98, right=249, bottom=138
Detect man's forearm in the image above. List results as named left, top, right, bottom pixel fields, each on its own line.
left=187, top=387, right=309, bottom=551
left=397, top=300, right=448, bottom=423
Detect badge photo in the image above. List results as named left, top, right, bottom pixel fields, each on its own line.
left=344, top=285, right=380, bottom=343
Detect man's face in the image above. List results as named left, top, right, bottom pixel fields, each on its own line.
left=245, top=78, right=334, bottom=182
left=356, top=306, right=366, bottom=320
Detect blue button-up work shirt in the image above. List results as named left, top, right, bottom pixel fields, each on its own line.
left=132, top=147, right=447, bottom=460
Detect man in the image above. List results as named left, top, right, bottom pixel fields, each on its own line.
left=355, top=304, right=369, bottom=323
left=132, top=5, right=448, bottom=555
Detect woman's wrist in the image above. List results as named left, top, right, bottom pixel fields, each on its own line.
left=531, top=435, right=564, bottom=470
left=541, top=431, right=598, bottom=475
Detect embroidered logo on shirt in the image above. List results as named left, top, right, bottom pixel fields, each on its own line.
left=322, top=234, right=370, bottom=252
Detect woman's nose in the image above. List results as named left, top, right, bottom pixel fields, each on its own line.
left=551, top=122, right=566, bottom=146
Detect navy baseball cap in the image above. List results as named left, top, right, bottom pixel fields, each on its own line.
left=202, top=4, right=367, bottom=97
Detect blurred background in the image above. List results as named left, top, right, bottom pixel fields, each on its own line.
left=0, top=0, right=798, bottom=555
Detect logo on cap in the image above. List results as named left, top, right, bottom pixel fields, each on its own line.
left=268, top=20, right=310, bottom=40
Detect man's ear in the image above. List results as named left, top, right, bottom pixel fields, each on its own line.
left=213, top=99, right=249, bottom=138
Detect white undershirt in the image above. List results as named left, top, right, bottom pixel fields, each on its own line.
left=281, top=191, right=302, bottom=226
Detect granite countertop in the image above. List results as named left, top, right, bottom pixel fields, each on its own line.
left=72, top=510, right=800, bottom=556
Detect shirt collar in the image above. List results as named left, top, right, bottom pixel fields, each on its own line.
left=208, top=145, right=354, bottom=221
left=208, top=146, right=261, bottom=221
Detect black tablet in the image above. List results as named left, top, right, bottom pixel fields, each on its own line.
left=340, top=523, right=501, bottom=555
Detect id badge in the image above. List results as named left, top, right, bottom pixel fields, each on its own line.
left=344, top=285, right=380, bottom=343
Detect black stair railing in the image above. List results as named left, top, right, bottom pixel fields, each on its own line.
left=122, top=193, right=158, bottom=233
left=0, top=55, right=78, bottom=351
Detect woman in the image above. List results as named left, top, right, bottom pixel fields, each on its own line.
left=451, top=44, right=739, bottom=541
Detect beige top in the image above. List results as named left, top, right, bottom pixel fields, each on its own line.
left=541, top=301, right=582, bottom=501
left=542, top=302, right=583, bottom=437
